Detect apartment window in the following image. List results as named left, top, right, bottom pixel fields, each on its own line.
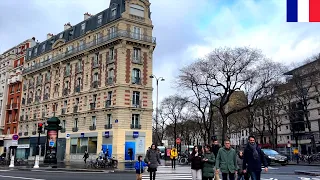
left=133, top=26, right=141, bottom=39
left=26, top=125, right=29, bottom=132
left=133, top=48, right=141, bottom=60
left=287, top=136, right=290, bottom=140
left=107, top=114, right=112, bottom=125
left=77, top=60, right=82, bottom=69
left=28, top=50, right=32, bottom=56
left=81, top=23, right=86, bottom=34
left=79, top=40, right=84, bottom=50
left=109, top=48, right=114, bottom=60
left=286, top=125, right=288, bottom=130
left=280, top=136, right=282, bottom=141
left=7, top=128, right=10, bottom=134
left=17, top=84, right=20, bottom=92
left=42, top=44, right=46, bottom=52
left=92, top=116, right=96, bottom=126
left=132, top=68, right=141, bottom=84
left=109, top=26, right=116, bottom=38
left=67, top=45, right=73, bottom=52
left=107, top=91, right=112, bottom=100
left=129, top=4, right=144, bottom=17
left=77, top=78, right=82, bottom=86
left=64, top=100, right=67, bottom=108
left=132, top=114, right=140, bottom=126
left=132, top=91, right=140, bottom=106
left=93, top=73, right=99, bottom=81
left=111, top=8, right=116, bottom=16
left=93, top=94, right=97, bottom=103
left=285, top=116, right=288, bottom=119
left=66, top=63, right=70, bottom=73
left=74, top=118, right=78, bottom=128
left=20, top=125, right=23, bottom=133
left=34, top=48, right=37, bottom=55
left=279, top=126, right=281, bottom=131
left=45, top=86, right=49, bottom=94
left=59, top=33, right=63, bottom=39
left=93, top=54, right=99, bottom=65
left=76, top=98, right=79, bottom=105
left=54, top=84, right=59, bottom=92
left=62, top=120, right=66, bottom=129
left=34, top=123, right=37, bottom=131
left=97, top=14, right=103, bottom=26
left=65, top=81, right=69, bottom=89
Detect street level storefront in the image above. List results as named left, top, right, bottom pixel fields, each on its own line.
left=16, top=138, right=30, bottom=159
left=65, top=129, right=151, bottom=162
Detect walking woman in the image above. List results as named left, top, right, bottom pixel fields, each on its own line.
left=145, top=144, right=161, bottom=180
left=236, top=150, right=249, bottom=180
left=202, top=144, right=216, bottom=180
left=189, top=145, right=203, bottom=180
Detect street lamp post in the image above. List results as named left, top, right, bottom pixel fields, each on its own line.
left=150, top=75, right=165, bottom=145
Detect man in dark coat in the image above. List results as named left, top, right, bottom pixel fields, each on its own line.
left=243, top=135, right=268, bottom=180
left=211, top=136, right=221, bottom=180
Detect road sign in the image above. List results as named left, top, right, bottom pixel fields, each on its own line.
left=66, top=133, right=70, bottom=139
left=115, top=119, right=118, bottom=123
left=49, top=140, right=55, bottom=147
left=12, top=134, right=19, bottom=141
left=12, top=140, right=18, bottom=146
left=80, top=133, right=84, bottom=138
left=176, top=138, right=181, bottom=144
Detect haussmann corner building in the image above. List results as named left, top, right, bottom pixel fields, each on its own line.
left=20, top=0, right=155, bottom=162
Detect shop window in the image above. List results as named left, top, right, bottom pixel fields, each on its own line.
left=88, top=137, right=97, bottom=153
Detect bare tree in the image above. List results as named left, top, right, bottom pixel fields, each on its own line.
left=152, top=108, right=168, bottom=145
left=178, top=47, right=284, bottom=143
left=161, top=95, right=188, bottom=147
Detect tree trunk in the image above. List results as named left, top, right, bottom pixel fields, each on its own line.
left=222, top=114, right=228, bottom=145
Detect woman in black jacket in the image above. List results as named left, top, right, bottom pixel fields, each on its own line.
left=189, top=145, right=203, bottom=180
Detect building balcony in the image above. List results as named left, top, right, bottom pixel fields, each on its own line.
left=92, top=62, right=100, bottom=69
left=89, top=125, right=96, bottom=131
left=24, top=132, right=28, bottom=136
left=12, top=103, right=19, bottom=109
left=132, top=55, right=142, bottom=64
left=60, top=128, right=66, bottom=133
left=32, top=131, right=36, bottom=135
left=75, top=86, right=80, bottom=93
left=61, top=108, right=66, bottom=115
left=75, top=67, right=83, bottom=74
left=63, top=88, right=69, bottom=96
left=90, top=103, right=96, bottom=110
left=107, top=77, right=114, bottom=85
left=92, top=81, right=98, bottom=88
left=129, top=14, right=145, bottom=22
left=7, top=74, right=22, bottom=85
left=107, top=55, right=115, bottom=64
left=130, top=124, right=141, bottom=129
left=72, top=127, right=78, bottom=132
left=43, top=93, right=49, bottom=100
left=20, top=116, right=24, bottom=121
left=105, top=100, right=112, bottom=108
left=132, top=101, right=142, bottom=108
left=105, top=124, right=112, bottom=129
left=23, top=30, right=156, bottom=74
left=132, top=77, right=141, bottom=85
left=73, top=105, right=78, bottom=113
left=6, top=104, right=12, bottom=110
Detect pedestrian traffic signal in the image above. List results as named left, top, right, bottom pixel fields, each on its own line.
left=38, top=123, right=43, bottom=134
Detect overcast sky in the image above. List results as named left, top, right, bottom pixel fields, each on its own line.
left=1, top=0, right=320, bottom=104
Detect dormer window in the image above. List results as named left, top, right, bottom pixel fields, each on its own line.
left=59, top=33, right=63, bottom=39
left=42, top=44, right=46, bottom=52
left=34, top=48, right=37, bottom=55
left=97, top=14, right=103, bottom=26
left=129, top=4, right=144, bottom=17
left=111, top=8, right=116, bottom=17
left=81, top=23, right=86, bottom=34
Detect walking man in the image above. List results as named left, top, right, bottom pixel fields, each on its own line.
left=215, top=139, right=237, bottom=180
left=243, top=136, right=268, bottom=180
left=170, top=146, right=178, bottom=169
left=211, top=137, right=221, bottom=180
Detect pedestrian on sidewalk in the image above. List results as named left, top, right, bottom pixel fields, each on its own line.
left=145, top=144, right=161, bottom=180
left=170, top=146, right=178, bottom=169
left=242, top=136, right=268, bottom=180
left=135, top=155, right=148, bottom=180
left=202, top=144, right=216, bottom=180
left=83, top=150, right=89, bottom=164
left=189, top=145, right=203, bottom=180
left=215, top=139, right=237, bottom=180
left=236, top=150, right=249, bottom=180
left=211, top=137, right=221, bottom=180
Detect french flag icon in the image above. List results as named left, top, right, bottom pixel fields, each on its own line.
left=287, top=0, right=320, bottom=22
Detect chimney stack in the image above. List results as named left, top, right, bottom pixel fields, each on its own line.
left=84, top=12, right=92, bottom=20
left=32, top=37, right=36, bottom=41
left=64, top=22, right=72, bottom=30
left=47, top=33, right=54, bottom=40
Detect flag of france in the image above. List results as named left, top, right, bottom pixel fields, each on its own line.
left=287, top=0, right=320, bottom=22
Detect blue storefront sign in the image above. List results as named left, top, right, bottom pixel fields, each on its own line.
left=133, top=131, right=139, bottom=138
left=80, top=133, right=84, bottom=138
left=104, top=131, right=110, bottom=138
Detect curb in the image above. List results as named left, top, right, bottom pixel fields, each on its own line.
left=14, top=167, right=111, bottom=173
left=294, top=170, right=320, bottom=176
left=288, top=163, right=320, bottom=166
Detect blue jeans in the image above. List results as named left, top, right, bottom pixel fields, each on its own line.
left=249, top=171, right=261, bottom=180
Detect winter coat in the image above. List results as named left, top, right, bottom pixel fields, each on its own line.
left=211, top=144, right=220, bottom=158
left=202, top=152, right=216, bottom=178
left=237, top=155, right=244, bottom=172
left=135, top=161, right=148, bottom=174
left=242, top=144, right=268, bottom=172
left=189, top=153, right=203, bottom=170
left=145, top=149, right=161, bottom=169
left=215, top=147, right=237, bottom=173
left=170, top=148, right=178, bottom=159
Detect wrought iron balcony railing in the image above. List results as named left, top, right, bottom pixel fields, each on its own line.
left=105, top=100, right=112, bottom=108
left=92, top=81, right=99, bottom=88
left=132, top=55, right=142, bottom=64
left=89, top=125, right=96, bottom=130
left=132, top=77, right=141, bottom=85
left=105, top=124, right=112, bottom=129
left=23, top=30, right=156, bottom=74
left=130, top=124, right=141, bottom=129
left=72, top=127, right=78, bottom=132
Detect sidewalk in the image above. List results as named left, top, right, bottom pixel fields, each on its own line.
left=288, top=161, right=320, bottom=166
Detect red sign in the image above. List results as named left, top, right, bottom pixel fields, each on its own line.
left=176, top=138, right=181, bottom=144
left=166, top=149, right=171, bottom=157
left=12, top=134, right=19, bottom=141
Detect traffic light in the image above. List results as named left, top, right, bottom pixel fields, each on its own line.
left=38, top=123, right=43, bottom=134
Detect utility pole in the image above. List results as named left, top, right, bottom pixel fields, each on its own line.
left=149, top=75, right=165, bottom=145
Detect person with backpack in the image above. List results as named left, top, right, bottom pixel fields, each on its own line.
left=145, top=144, right=161, bottom=180
left=242, top=136, right=268, bottom=180
left=135, top=155, right=148, bottom=180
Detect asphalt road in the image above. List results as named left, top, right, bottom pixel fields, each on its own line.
left=0, top=165, right=319, bottom=180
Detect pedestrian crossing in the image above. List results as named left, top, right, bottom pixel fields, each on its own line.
left=142, top=173, right=192, bottom=180
left=298, top=177, right=320, bottom=180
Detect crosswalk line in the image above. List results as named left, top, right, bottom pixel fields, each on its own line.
left=142, top=173, right=192, bottom=180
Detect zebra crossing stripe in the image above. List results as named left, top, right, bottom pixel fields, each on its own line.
left=142, top=173, right=192, bottom=180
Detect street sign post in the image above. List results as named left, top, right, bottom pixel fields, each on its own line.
left=12, top=134, right=19, bottom=146
left=49, top=140, right=55, bottom=147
